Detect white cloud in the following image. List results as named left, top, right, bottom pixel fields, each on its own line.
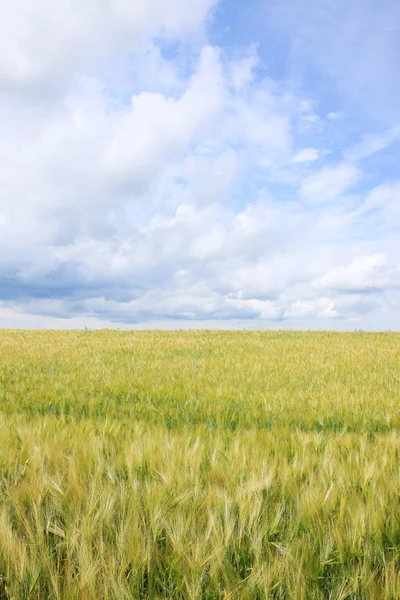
left=345, top=126, right=400, bottom=162
left=0, top=0, right=399, bottom=330
left=360, top=182, right=400, bottom=221
left=270, top=0, right=400, bottom=125
left=300, top=163, right=361, bottom=204
left=283, top=298, right=337, bottom=319
left=105, top=46, right=225, bottom=185
left=184, top=148, right=239, bottom=206
left=313, top=254, right=400, bottom=293
left=229, top=51, right=258, bottom=92
left=292, top=148, right=320, bottom=163
left=0, top=0, right=216, bottom=89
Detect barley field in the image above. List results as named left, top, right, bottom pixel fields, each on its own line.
left=0, top=330, right=400, bottom=600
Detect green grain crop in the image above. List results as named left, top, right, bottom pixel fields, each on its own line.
left=0, top=329, right=399, bottom=599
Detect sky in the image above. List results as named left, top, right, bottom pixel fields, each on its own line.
left=0, top=0, right=399, bottom=330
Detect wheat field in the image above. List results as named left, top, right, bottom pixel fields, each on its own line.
left=0, top=330, right=400, bottom=599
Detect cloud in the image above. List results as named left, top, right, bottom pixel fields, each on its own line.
left=184, top=148, right=239, bottom=206
left=104, top=46, right=225, bottom=186
left=269, top=0, right=400, bottom=125
left=228, top=50, right=258, bottom=92
left=0, top=0, right=400, bottom=330
left=0, top=0, right=216, bottom=90
left=283, top=298, right=337, bottom=320
left=345, top=126, right=400, bottom=162
left=292, top=148, right=320, bottom=163
left=300, top=163, right=361, bottom=204
left=313, top=254, right=400, bottom=293
left=357, top=182, right=400, bottom=224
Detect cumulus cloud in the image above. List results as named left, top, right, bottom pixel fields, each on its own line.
left=0, top=0, right=400, bottom=330
left=283, top=298, right=337, bottom=320
left=0, top=0, right=216, bottom=89
left=313, top=254, right=400, bottom=293
left=229, top=51, right=258, bottom=92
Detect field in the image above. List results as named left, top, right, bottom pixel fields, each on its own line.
left=0, top=330, right=400, bottom=599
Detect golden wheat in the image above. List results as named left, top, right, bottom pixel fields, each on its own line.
left=0, top=330, right=399, bottom=599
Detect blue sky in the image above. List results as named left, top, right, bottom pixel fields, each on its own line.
left=0, top=0, right=399, bottom=329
